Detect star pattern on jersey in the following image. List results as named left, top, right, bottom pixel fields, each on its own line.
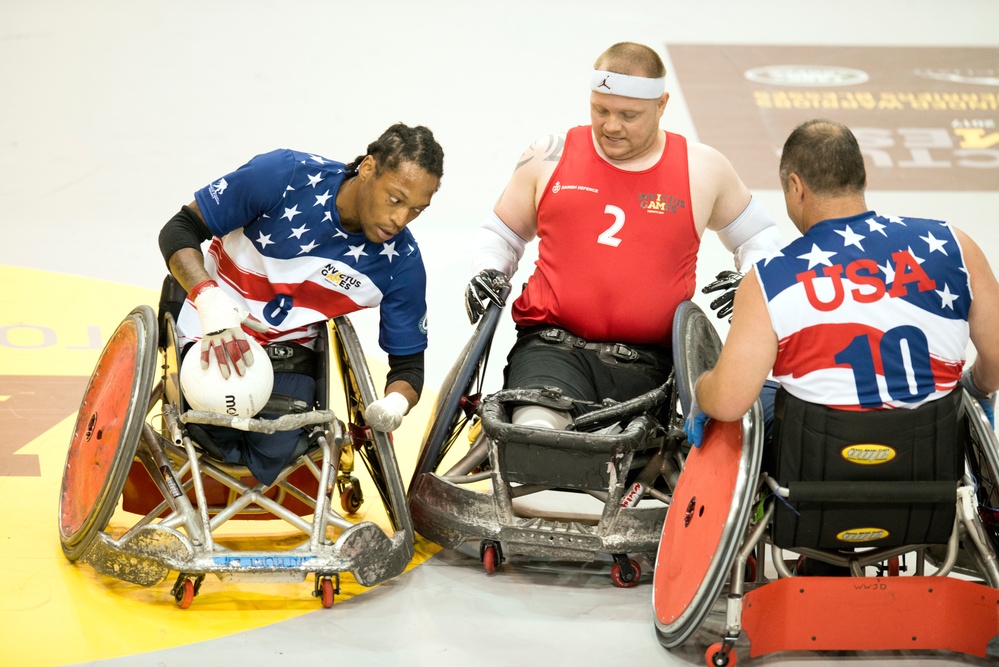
left=921, top=231, right=949, bottom=255
left=866, top=216, right=887, bottom=236
left=307, top=172, right=323, bottom=188
left=936, top=283, right=959, bottom=309
left=380, top=241, right=399, bottom=263
left=798, top=243, right=837, bottom=269
left=290, top=223, right=310, bottom=239
left=762, top=214, right=970, bottom=319
left=281, top=205, right=301, bottom=222
left=835, top=224, right=865, bottom=250
left=298, top=239, right=319, bottom=255
left=345, top=244, right=368, bottom=262
left=256, top=232, right=274, bottom=249
left=315, top=190, right=332, bottom=207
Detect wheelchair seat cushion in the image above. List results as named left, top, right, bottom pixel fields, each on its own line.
left=770, top=388, right=963, bottom=550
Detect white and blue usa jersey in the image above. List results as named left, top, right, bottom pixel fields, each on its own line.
left=755, top=211, right=971, bottom=410
left=177, top=148, right=428, bottom=355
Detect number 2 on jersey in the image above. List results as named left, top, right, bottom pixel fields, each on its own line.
left=597, top=205, right=625, bottom=247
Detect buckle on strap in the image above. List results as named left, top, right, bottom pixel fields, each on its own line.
left=608, top=343, right=639, bottom=362
left=539, top=328, right=567, bottom=344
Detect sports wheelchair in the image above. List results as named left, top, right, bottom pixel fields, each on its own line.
left=653, top=315, right=999, bottom=664
left=407, top=298, right=717, bottom=586
left=57, top=283, right=414, bottom=609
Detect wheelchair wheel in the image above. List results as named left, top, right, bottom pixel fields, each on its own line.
left=654, top=402, right=763, bottom=648
left=962, top=391, right=999, bottom=555
left=671, top=301, right=723, bottom=418
left=329, top=316, right=414, bottom=539
left=58, top=305, right=158, bottom=561
left=411, top=292, right=507, bottom=483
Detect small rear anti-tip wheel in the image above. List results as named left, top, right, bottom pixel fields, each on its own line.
left=480, top=540, right=501, bottom=575
left=172, top=576, right=196, bottom=609
left=706, top=642, right=737, bottom=667
left=888, top=556, right=900, bottom=577
left=320, top=577, right=335, bottom=608
left=610, top=556, right=641, bottom=588
left=313, top=573, right=340, bottom=608
left=340, top=476, right=363, bottom=514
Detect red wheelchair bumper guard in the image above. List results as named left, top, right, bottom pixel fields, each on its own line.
left=742, top=575, right=999, bottom=658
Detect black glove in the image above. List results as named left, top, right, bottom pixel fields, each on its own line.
left=464, top=269, right=510, bottom=324
left=702, top=270, right=743, bottom=322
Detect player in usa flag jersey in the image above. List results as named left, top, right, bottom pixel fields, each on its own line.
left=158, top=123, right=444, bottom=484
left=689, top=120, right=999, bottom=447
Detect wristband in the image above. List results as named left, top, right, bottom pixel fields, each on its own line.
left=189, top=279, right=221, bottom=302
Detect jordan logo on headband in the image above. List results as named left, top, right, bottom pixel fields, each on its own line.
left=591, top=70, right=666, bottom=99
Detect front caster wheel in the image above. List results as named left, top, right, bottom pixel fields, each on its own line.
left=706, top=642, right=737, bottom=667
left=610, top=556, right=641, bottom=588
left=480, top=540, right=502, bottom=575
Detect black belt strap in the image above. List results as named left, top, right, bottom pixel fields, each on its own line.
left=526, top=327, right=669, bottom=368
left=264, top=342, right=318, bottom=375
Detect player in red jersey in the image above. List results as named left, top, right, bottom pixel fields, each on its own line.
left=466, top=42, right=781, bottom=428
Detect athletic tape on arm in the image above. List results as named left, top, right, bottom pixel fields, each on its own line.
left=471, top=211, right=527, bottom=277
left=715, top=197, right=782, bottom=273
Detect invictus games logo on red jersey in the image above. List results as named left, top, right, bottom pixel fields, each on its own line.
left=639, top=193, right=686, bottom=214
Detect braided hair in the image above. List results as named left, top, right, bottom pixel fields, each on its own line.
left=344, top=123, right=444, bottom=183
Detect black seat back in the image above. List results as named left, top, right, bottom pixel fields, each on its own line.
left=770, top=388, right=963, bottom=550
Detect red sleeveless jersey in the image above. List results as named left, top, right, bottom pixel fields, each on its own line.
left=512, top=125, right=698, bottom=346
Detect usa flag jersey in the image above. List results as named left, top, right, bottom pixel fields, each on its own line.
left=177, top=149, right=428, bottom=356
left=755, top=211, right=971, bottom=410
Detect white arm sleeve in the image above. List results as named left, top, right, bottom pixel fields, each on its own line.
left=471, top=211, right=527, bottom=278
left=715, top=196, right=783, bottom=273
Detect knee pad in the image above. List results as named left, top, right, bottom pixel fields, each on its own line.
left=512, top=404, right=572, bottom=430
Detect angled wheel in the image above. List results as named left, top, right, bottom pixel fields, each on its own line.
left=654, top=403, right=763, bottom=648
left=411, top=289, right=508, bottom=483
left=963, top=390, right=999, bottom=560
left=58, top=305, right=158, bottom=561
left=329, top=316, right=413, bottom=542
left=671, top=301, right=723, bottom=418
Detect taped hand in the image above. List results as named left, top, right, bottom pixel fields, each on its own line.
left=961, top=367, right=996, bottom=428
left=366, top=392, right=410, bottom=432
left=464, top=268, right=510, bottom=324
left=684, top=402, right=708, bottom=448
left=702, top=270, right=743, bottom=322
left=190, top=280, right=269, bottom=380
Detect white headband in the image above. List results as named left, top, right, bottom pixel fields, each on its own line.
left=590, top=70, right=666, bottom=99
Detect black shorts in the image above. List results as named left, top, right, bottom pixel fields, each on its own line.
left=504, top=328, right=672, bottom=416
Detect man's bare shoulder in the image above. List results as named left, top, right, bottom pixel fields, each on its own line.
left=514, top=132, right=567, bottom=171
left=685, top=139, right=734, bottom=173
